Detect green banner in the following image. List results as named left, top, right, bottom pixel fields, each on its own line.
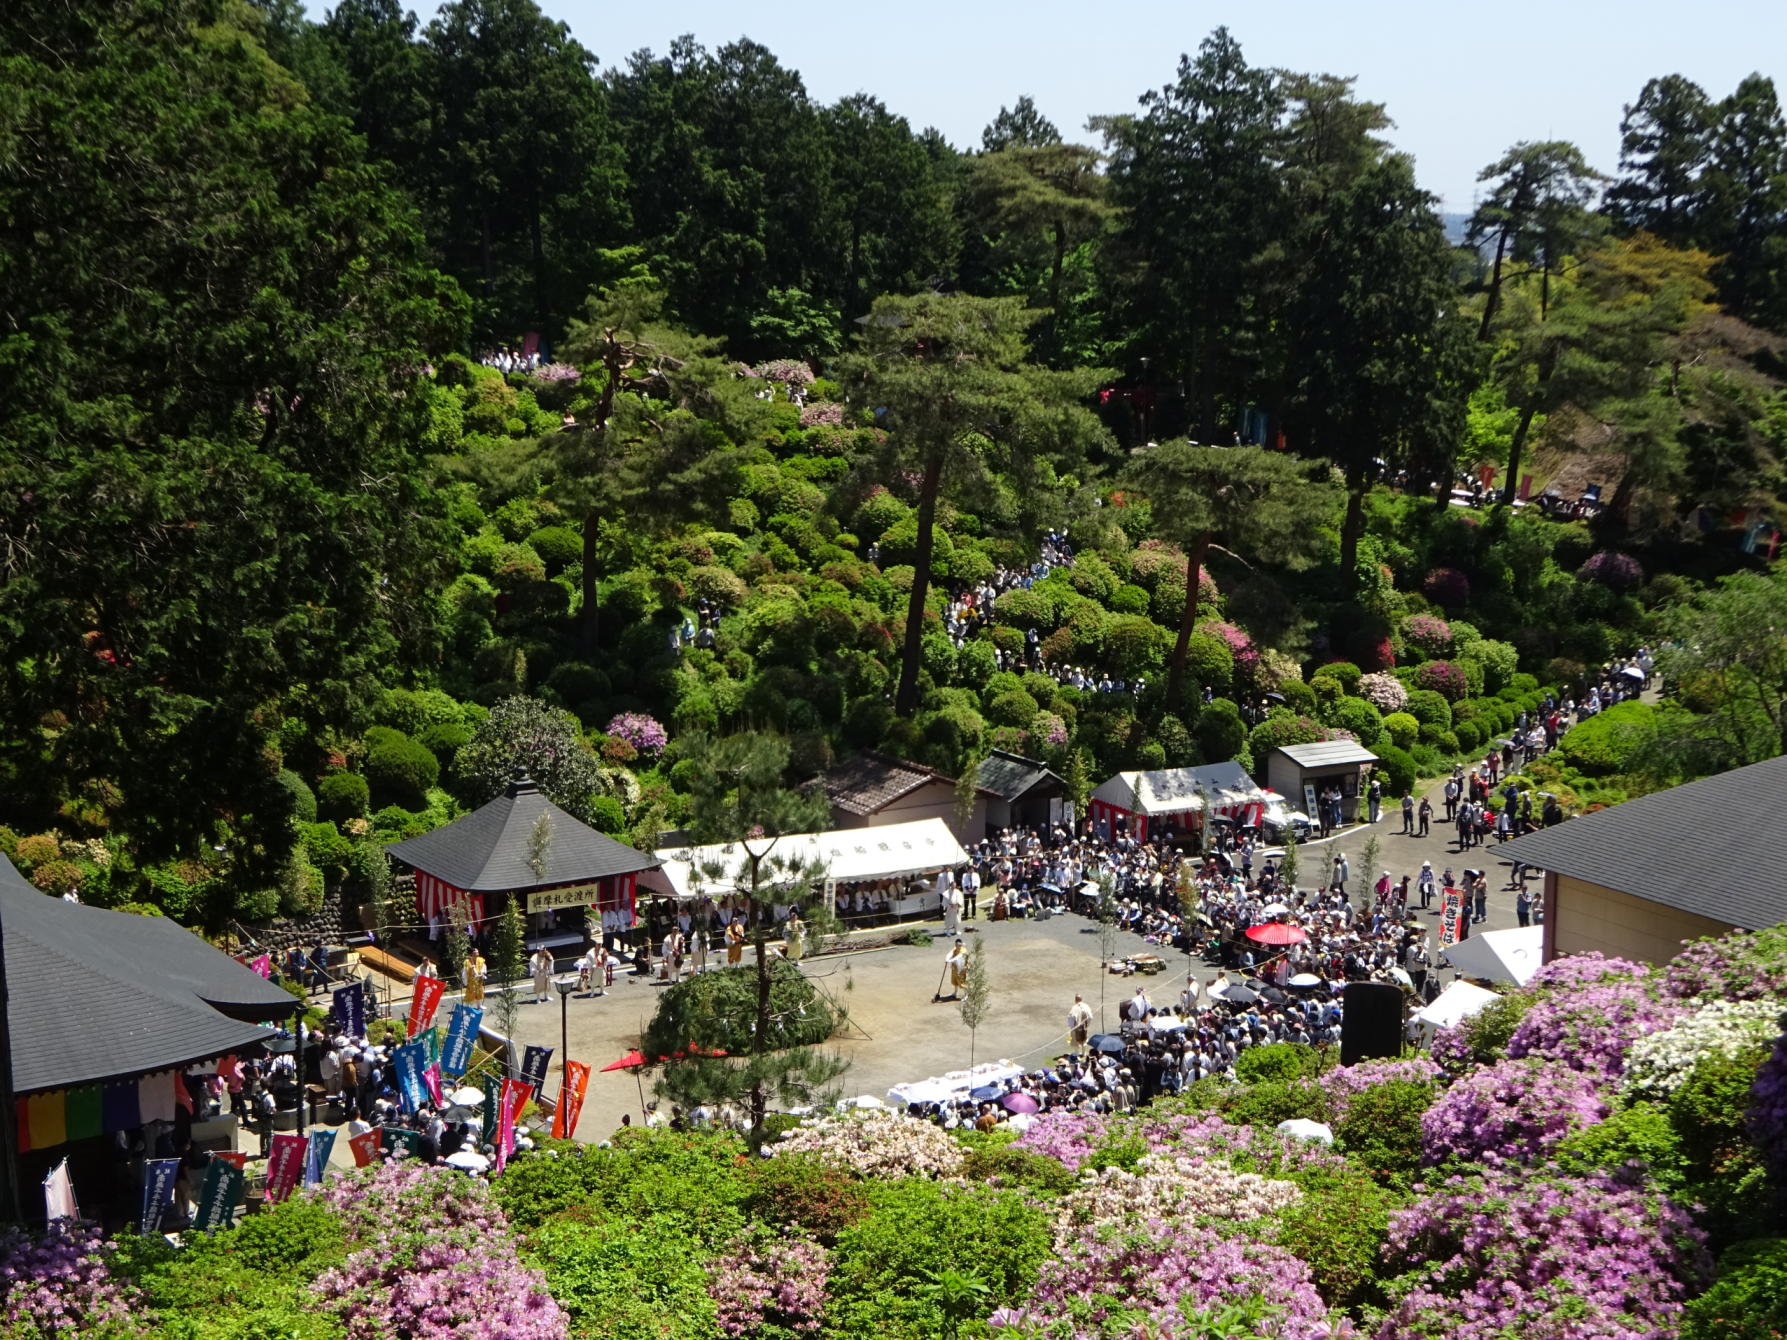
left=424, top=1026, right=443, bottom=1068
left=193, top=1156, right=244, bottom=1233
left=380, top=1127, right=422, bottom=1160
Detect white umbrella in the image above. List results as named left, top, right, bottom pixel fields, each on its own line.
left=846, top=1094, right=884, bottom=1110
left=1387, top=967, right=1415, bottom=990
left=1287, top=973, right=1323, bottom=988
left=444, top=1150, right=490, bottom=1172
left=1277, top=1119, right=1334, bottom=1144
left=1621, top=665, right=1645, bottom=681
left=1261, top=901, right=1291, bottom=917
left=449, top=1086, right=485, bottom=1107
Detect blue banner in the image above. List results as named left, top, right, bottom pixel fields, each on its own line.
left=304, top=1129, right=337, bottom=1186
left=140, top=1158, right=180, bottom=1234
left=520, top=1045, right=553, bottom=1098
left=331, top=983, right=365, bottom=1038
left=392, top=1040, right=429, bottom=1114
left=441, top=1003, right=483, bottom=1078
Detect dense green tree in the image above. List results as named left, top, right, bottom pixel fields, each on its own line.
left=1606, top=74, right=1714, bottom=245
left=1101, top=29, right=1287, bottom=440
left=1123, top=444, right=1339, bottom=705
left=0, top=0, right=465, bottom=888
left=421, top=0, right=626, bottom=340
left=651, top=732, right=848, bottom=1141
left=1277, top=72, right=1392, bottom=201
left=1468, top=141, right=1605, bottom=341
left=1282, top=154, right=1477, bottom=574
left=1659, top=566, right=1787, bottom=766
left=981, top=95, right=1060, bottom=152
left=837, top=294, right=1110, bottom=714
left=314, top=0, right=435, bottom=194
left=1701, top=74, right=1787, bottom=326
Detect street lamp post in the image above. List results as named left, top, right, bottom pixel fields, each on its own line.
left=554, top=977, right=576, bottom=1088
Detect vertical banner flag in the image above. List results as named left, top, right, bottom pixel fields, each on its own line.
left=304, top=1129, right=337, bottom=1186
left=481, top=1070, right=504, bottom=1129
left=408, top=974, right=445, bottom=1038
left=140, top=1159, right=181, bottom=1234
left=249, top=954, right=272, bottom=979
left=422, top=1063, right=444, bottom=1108
left=331, top=984, right=365, bottom=1039
left=519, top=1045, right=553, bottom=1098
left=213, top=1150, right=249, bottom=1172
left=380, top=1127, right=422, bottom=1160
left=42, top=1159, right=78, bottom=1222
left=348, top=1128, right=383, bottom=1168
left=424, top=1026, right=443, bottom=1069
left=1439, top=887, right=1465, bottom=948
left=265, top=1133, right=307, bottom=1205
left=497, top=1078, right=531, bottom=1172
left=392, top=1040, right=429, bottom=1114
left=194, top=1157, right=244, bottom=1233
left=442, top=1004, right=483, bottom=1078
left=551, top=1061, right=591, bottom=1141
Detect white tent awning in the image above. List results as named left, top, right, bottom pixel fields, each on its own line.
left=645, top=817, right=970, bottom=901
left=1438, top=925, right=1544, bottom=987
left=1089, top=762, right=1267, bottom=817
left=1414, top=980, right=1502, bottom=1031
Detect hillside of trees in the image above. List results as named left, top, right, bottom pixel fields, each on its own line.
left=2, top=0, right=1785, bottom=928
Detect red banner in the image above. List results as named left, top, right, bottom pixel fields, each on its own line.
left=264, top=1133, right=307, bottom=1204
left=1438, top=887, right=1466, bottom=949
left=408, top=975, right=445, bottom=1038
left=551, top=1061, right=591, bottom=1141
left=348, top=1128, right=382, bottom=1168
left=214, top=1150, right=249, bottom=1172
left=497, top=1079, right=531, bottom=1172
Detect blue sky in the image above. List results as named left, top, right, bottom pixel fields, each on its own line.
left=314, top=0, right=1786, bottom=213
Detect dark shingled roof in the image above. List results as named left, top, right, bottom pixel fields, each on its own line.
left=1500, top=754, right=1787, bottom=931
left=2, top=856, right=286, bottom=1094
left=819, top=752, right=996, bottom=817
left=975, top=750, right=1065, bottom=803
left=385, top=778, right=659, bottom=892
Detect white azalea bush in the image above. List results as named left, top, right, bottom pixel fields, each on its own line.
left=769, top=1108, right=966, bottom=1179
left=1053, top=1153, right=1302, bottom=1243
left=1620, top=998, right=1784, bottom=1101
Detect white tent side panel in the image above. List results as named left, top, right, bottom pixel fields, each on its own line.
left=648, top=817, right=969, bottom=900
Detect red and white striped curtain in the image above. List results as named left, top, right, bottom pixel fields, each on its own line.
left=413, top=871, right=485, bottom=927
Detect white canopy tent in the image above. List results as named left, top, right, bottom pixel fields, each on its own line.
left=1413, top=980, right=1502, bottom=1036
left=1087, top=761, right=1270, bottom=841
left=1439, top=925, right=1544, bottom=987
left=644, top=817, right=970, bottom=910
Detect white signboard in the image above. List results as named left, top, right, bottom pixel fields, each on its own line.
left=527, top=883, right=602, bottom=914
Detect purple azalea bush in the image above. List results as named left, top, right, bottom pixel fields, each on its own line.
left=707, top=1235, right=829, bottom=1337
left=798, top=402, right=845, bottom=429
left=1421, top=568, right=1470, bottom=610
left=1319, top=1058, right=1442, bottom=1122
left=604, top=712, right=668, bottom=755
left=529, top=362, right=582, bottom=384
left=1375, top=1171, right=1709, bottom=1340
left=1412, top=660, right=1468, bottom=702
left=1526, top=951, right=1653, bottom=992
left=1746, top=1013, right=1787, bottom=1194
left=1399, top=615, right=1453, bottom=659
left=1504, top=979, right=1685, bottom=1079
left=312, top=1159, right=565, bottom=1340
left=990, top=1224, right=1344, bottom=1340
left=1661, top=928, right=1787, bottom=1001
left=1196, top=620, right=1261, bottom=676
left=1420, top=1058, right=1609, bottom=1165
left=0, top=1221, right=142, bottom=1337
left=1575, top=551, right=1644, bottom=592
left=1011, top=1112, right=1109, bottom=1172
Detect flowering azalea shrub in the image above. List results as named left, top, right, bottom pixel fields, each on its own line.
left=1420, top=1058, right=1610, bottom=1166
left=1053, top=1155, right=1303, bottom=1239
left=311, top=1158, right=565, bottom=1340
left=1011, top=1111, right=1108, bottom=1172
left=1398, top=614, right=1452, bottom=658
left=1411, top=660, right=1467, bottom=702
left=707, top=1234, right=829, bottom=1338
left=1355, top=672, right=1408, bottom=713
left=1376, top=1171, right=1709, bottom=1340
left=798, top=401, right=845, bottom=428
left=989, top=1225, right=1345, bottom=1340
left=1421, top=567, right=1470, bottom=610
left=604, top=712, right=667, bottom=755
left=0, top=1221, right=143, bottom=1338
left=1622, top=999, right=1785, bottom=1101
left=1196, top=620, right=1260, bottom=676
left=1318, top=1057, right=1441, bottom=1122
left=1576, top=550, right=1644, bottom=591
left=1662, top=927, right=1787, bottom=1002
left=747, top=359, right=815, bottom=388
left=1527, top=951, right=1653, bottom=992
left=1505, top=978, right=1685, bottom=1078
left=1746, top=1015, right=1787, bottom=1194
left=770, top=1108, right=966, bottom=1179
left=529, top=362, right=581, bottom=383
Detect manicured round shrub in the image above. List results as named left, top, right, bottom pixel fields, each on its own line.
left=276, top=769, right=317, bottom=823
left=1102, top=615, right=1169, bottom=673
left=1404, top=689, right=1453, bottom=729
left=1374, top=744, right=1417, bottom=797
left=1183, top=632, right=1235, bottom=697
left=994, top=587, right=1056, bottom=630
left=524, top=525, right=581, bottom=574
left=1197, top=620, right=1260, bottom=678
left=1382, top=711, right=1419, bottom=751
left=1314, top=659, right=1363, bottom=691
left=1401, top=614, right=1453, bottom=658
left=1327, top=696, right=1384, bottom=747
left=316, top=771, right=371, bottom=822
left=1108, top=582, right=1150, bottom=615
left=1414, top=660, right=1469, bottom=702
left=1422, top=566, right=1471, bottom=610
left=1356, top=671, right=1408, bottom=713
left=1195, top=699, right=1246, bottom=761
left=1577, top=550, right=1645, bottom=592
left=986, top=688, right=1041, bottom=729
left=362, top=726, right=440, bottom=807
left=1556, top=700, right=1658, bottom=776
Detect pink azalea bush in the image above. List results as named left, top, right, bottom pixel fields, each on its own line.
left=1318, top=1057, right=1441, bottom=1122
left=311, top=1159, right=565, bottom=1340
left=1196, top=620, right=1260, bottom=677
left=1420, top=1058, right=1610, bottom=1166
left=990, top=1226, right=1346, bottom=1340
left=1412, top=660, right=1468, bottom=702
left=1375, top=1171, right=1709, bottom=1340
left=1355, top=672, right=1408, bottom=713
left=1011, top=1111, right=1107, bottom=1172
left=798, top=402, right=845, bottom=429
left=1504, top=979, right=1685, bottom=1079
left=1576, top=551, right=1644, bottom=592
left=529, top=362, right=581, bottom=384
left=1527, top=951, right=1653, bottom=992
left=0, top=1221, right=143, bottom=1337
left=604, top=712, right=667, bottom=755
left=1661, top=927, right=1787, bottom=1001
left=747, top=360, right=815, bottom=388
left=1399, top=615, right=1453, bottom=659
left=707, top=1234, right=829, bottom=1338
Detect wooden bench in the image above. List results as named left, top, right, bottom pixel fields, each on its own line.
left=358, top=944, right=418, bottom=985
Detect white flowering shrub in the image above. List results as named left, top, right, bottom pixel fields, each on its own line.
left=769, top=1109, right=966, bottom=1179
left=1621, top=999, right=1784, bottom=1101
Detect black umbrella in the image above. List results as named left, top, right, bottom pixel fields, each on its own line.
left=1261, top=987, right=1289, bottom=1004
left=1089, top=1033, right=1124, bottom=1054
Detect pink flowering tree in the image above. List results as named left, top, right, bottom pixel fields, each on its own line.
left=1399, top=614, right=1453, bottom=659
left=1412, top=660, right=1468, bottom=702
left=605, top=712, right=668, bottom=757
left=310, top=1159, right=566, bottom=1340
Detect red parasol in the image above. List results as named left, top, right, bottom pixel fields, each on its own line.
left=1245, top=923, right=1307, bottom=946
left=599, top=1049, right=648, bottom=1072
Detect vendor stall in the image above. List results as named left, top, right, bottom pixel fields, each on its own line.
left=1087, top=762, right=1270, bottom=844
